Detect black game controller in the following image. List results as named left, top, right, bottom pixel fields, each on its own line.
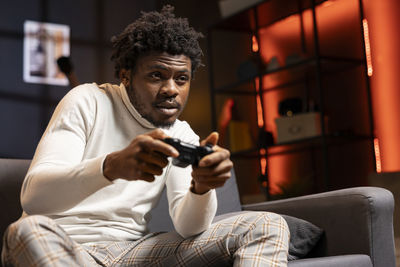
left=163, top=138, right=214, bottom=167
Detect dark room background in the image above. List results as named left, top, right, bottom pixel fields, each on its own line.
left=0, top=0, right=221, bottom=159
left=0, top=0, right=156, bottom=158
left=1, top=0, right=400, bottom=203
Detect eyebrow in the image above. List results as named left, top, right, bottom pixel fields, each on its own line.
left=149, top=64, right=190, bottom=74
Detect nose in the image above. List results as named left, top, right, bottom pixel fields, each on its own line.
left=160, top=78, right=179, bottom=97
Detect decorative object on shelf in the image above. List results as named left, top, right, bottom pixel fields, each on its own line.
left=237, top=58, right=258, bottom=81
left=278, top=97, right=303, bottom=117
left=275, top=112, right=322, bottom=143
left=209, top=0, right=374, bottom=199
left=228, top=120, right=254, bottom=152
left=237, top=52, right=266, bottom=81
left=266, top=56, right=280, bottom=71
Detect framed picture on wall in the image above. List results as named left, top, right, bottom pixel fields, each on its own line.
left=23, top=20, right=70, bottom=86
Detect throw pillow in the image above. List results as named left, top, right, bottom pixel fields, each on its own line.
left=212, top=211, right=324, bottom=260
left=281, top=214, right=324, bottom=260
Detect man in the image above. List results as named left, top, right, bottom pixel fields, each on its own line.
left=2, top=6, right=289, bottom=266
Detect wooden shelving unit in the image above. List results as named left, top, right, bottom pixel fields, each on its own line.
left=207, top=0, right=375, bottom=200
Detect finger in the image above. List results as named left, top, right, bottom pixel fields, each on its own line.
left=193, top=175, right=230, bottom=188
left=200, top=132, right=219, bottom=147
left=152, top=139, right=179, bottom=157
left=137, top=151, right=169, bottom=168
left=138, top=172, right=156, bottom=182
left=198, top=148, right=230, bottom=167
left=136, top=160, right=165, bottom=176
left=125, top=158, right=162, bottom=179
left=193, top=159, right=233, bottom=177
left=147, top=128, right=169, bottom=140
left=138, top=136, right=179, bottom=157
left=127, top=167, right=156, bottom=182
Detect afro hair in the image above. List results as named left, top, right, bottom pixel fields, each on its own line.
left=110, top=5, right=203, bottom=79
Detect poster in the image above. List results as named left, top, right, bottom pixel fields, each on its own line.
left=23, top=20, right=70, bottom=86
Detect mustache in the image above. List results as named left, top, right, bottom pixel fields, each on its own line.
left=153, top=97, right=181, bottom=109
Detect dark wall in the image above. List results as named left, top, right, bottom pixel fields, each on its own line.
left=0, top=0, right=157, bottom=158
left=157, top=0, right=223, bottom=140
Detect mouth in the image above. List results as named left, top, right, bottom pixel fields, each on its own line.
left=153, top=101, right=180, bottom=116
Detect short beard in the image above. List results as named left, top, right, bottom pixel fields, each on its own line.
left=128, top=87, right=179, bottom=129
left=142, top=114, right=175, bottom=129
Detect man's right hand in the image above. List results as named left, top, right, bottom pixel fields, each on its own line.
left=103, top=129, right=179, bottom=182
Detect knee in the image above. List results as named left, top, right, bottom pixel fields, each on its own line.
left=258, top=212, right=290, bottom=244
left=239, top=212, right=290, bottom=240
left=11, top=215, right=54, bottom=230
left=5, top=215, right=56, bottom=243
left=235, top=211, right=287, bottom=226
left=260, top=212, right=289, bottom=229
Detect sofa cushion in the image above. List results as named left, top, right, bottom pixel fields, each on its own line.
left=287, top=254, right=372, bottom=267
left=213, top=211, right=323, bottom=260
left=281, top=214, right=323, bottom=260
left=0, top=159, right=31, bottom=254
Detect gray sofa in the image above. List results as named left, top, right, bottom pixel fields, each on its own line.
left=0, top=158, right=396, bottom=266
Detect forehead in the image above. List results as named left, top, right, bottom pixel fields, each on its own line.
left=135, top=52, right=192, bottom=72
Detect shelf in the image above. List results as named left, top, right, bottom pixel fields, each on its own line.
left=212, top=0, right=327, bottom=32
left=208, top=0, right=374, bottom=197
left=230, top=133, right=373, bottom=159
left=213, top=56, right=365, bottom=94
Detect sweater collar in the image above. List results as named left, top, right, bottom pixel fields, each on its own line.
left=119, top=83, right=156, bottom=129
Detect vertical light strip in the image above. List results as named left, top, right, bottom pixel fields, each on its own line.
left=254, top=77, right=264, bottom=128
left=255, top=77, right=266, bottom=184
left=252, top=35, right=259, bottom=53
left=363, top=19, right=373, bottom=77
left=260, top=148, right=267, bottom=176
left=253, top=28, right=267, bottom=186
left=252, top=34, right=268, bottom=187
left=374, top=138, right=382, bottom=173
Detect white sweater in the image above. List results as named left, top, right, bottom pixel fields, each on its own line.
left=20, top=83, right=217, bottom=243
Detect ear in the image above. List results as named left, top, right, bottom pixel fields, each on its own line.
left=119, top=69, right=131, bottom=87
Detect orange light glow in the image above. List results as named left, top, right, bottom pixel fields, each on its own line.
left=363, top=19, right=373, bottom=77
left=260, top=148, right=267, bottom=175
left=252, top=35, right=259, bottom=52
left=256, top=96, right=264, bottom=127
left=367, top=0, right=400, bottom=172
left=374, top=138, right=382, bottom=173
left=255, top=76, right=267, bottom=178
left=257, top=0, right=365, bottom=193
left=254, top=77, right=264, bottom=128
left=322, top=1, right=334, bottom=8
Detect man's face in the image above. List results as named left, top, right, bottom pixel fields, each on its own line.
left=125, top=52, right=192, bottom=128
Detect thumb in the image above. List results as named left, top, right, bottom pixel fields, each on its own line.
left=201, top=132, right=219, bottom=147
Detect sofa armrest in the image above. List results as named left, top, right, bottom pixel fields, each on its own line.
left=242, top=187, right=395, bottom=267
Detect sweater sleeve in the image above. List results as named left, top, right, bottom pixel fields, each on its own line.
left=21, top=85, right=111, bottom=215
left=165, top=165, right=217, bottom=238
left=164, top=123, right=217, bottom=238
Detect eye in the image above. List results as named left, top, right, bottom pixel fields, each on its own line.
left=149, top=72, right=162, bottom=80
left=175, top=75, right=189, bottom=85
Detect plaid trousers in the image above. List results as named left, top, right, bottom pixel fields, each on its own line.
left=2, top=212, right=289, bottom=267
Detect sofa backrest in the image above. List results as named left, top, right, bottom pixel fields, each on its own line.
left=148, top=169, right=242, bottom=232
left=0, top=158, right=31, bottom=254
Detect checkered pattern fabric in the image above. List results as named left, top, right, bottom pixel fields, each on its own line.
left=2, top=212, right=289, bottom=266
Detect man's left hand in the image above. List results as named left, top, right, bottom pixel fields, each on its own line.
left=191, top=132, right=233, bottom=194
